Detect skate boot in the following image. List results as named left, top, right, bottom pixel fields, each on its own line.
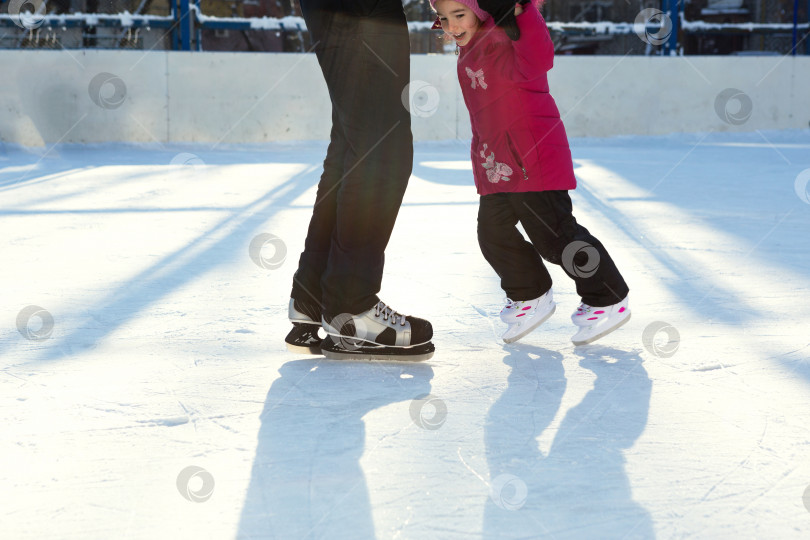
left=285, top=298, right=323, bottom=355
left=320, top=301, right=434, bottom=362
left=570, top=295, right=631, bottom=346
left=499, top=290, right=556, bottom=344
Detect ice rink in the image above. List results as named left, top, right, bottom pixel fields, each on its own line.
left=2, top=130, right=810, bottom=539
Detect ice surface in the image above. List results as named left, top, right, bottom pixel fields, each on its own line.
left=1, top=131, right=810, bottom=539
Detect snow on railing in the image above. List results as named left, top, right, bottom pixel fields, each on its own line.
left=1, top=7, right=807, bottom=52
left=680, top=19, right=810, bottom=32
left=2, top=12, right=806, bottom=33
left=188, top=7, right=307, bottom=31
left=545, top=19, right=810, bottom=34
left=0, top=10, right=174, bottom=28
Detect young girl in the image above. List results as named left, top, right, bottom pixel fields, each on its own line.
left=431, top=0, right=631, bottom=345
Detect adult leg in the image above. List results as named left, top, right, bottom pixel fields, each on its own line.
left=291, top=0, right=412, bottom=317
left=478, top=193, right=552, bottom=301
left=512, top=191, right=629, bottom=307
left=290, top=108, right=346, bottom=309
left=318, top=6, right=413, bottom=317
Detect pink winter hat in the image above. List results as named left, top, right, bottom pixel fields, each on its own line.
left=429, top=0, right=491, bottom=26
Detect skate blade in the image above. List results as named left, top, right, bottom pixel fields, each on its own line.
left=572, top=311, right=631, bottom=346
left=285, top=322, right=323, bottom=355
left=285, top=342, right=322, bottom=355
left=503, top=304, right=556, bottom=344
left=321, top=337, right=435, bottom=362
left=322, top=348, right=434, bottom=362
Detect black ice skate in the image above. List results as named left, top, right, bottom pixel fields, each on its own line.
left=285, top=298, right=323, bottom=355
left=321, top=301, right=435, bottom=362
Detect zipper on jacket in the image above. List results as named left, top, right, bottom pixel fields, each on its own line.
left=505, top=132, right=529, bottom=180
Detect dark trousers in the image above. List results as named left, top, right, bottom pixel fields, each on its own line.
left=478, top=191, right=629, bottom=307
left=290, top=0, right=413, bottom=317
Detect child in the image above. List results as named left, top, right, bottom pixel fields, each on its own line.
left=431, top=0, right=630, bottom=345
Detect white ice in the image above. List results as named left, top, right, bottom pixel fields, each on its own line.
left=1, top=130, right=810, bottom=539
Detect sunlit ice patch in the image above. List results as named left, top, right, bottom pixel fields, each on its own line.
left=419, top=161, right=472, bottom=170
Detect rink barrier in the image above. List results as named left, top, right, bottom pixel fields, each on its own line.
left=1, top=9, right=808, bottom=54
left=1, top=50, right=808, bottom=146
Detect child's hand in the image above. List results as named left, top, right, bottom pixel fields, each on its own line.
left=514, top=3, right=524, bottom=16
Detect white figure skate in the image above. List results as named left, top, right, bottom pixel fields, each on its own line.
left=500, top=290, right=556, bottom=344
left=570, top=296, right=631, bottom=346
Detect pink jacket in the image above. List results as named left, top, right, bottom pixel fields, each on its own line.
left=457, top=7, right=577, bottom=196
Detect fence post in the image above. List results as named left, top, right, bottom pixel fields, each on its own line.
left=171, top=0, right=179, bottom=50
left=178, top=0, right=191, bottom=51
left=792, top=0, right=799, bottom=54
left=195, top=0, right=202, bottom=51
left=666, top=0, right=680, bottom=56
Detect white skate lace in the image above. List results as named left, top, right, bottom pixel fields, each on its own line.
left=374, top=302, right=406, bottom=326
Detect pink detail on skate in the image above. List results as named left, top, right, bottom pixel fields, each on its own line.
left=516, top=313, right=525, bottom=317
left=588, top=317, right=598, bottom=320
left=522, top=306, right=531, bottom=311
left=619, top=307, right=626, bottom=313
left=594, top=310, right=605, bottom=315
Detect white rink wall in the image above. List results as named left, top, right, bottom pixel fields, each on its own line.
left=1, top=49, right=809, bottom=146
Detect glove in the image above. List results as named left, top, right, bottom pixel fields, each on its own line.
left=477, top=0, right=528, bottom=41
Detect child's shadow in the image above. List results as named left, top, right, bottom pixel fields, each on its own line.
left=483, top=344, right=654, bottom=539
left=237, top=359, right=434, bottom=540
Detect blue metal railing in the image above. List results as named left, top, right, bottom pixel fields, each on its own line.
left=0, top=0, right=807, bottom=54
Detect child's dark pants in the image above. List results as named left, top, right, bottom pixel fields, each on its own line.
left=478, top=190, right=629, bottom=307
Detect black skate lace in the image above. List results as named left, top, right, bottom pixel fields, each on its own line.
left=374, top=302, right=406, bottom=326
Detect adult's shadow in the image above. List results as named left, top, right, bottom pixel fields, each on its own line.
left=237, top=358, right=434, bottom=540
left=483, top=345, right=654, bottom=539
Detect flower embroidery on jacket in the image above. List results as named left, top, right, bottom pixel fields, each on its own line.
left=480, top=144, right=513, bottom=183
left=466, top=67, right=487, bottom=90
